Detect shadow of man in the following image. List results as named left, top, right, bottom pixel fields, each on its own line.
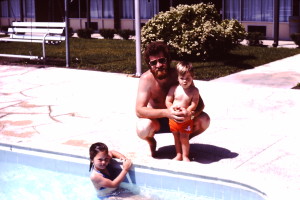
left=155, top=143, right=238, bottom=163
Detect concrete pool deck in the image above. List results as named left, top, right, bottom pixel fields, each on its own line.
left=1, top=51, right=300, bottom=199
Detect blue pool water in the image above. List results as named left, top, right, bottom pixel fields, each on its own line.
left=0, top=146, right=267, bottom=200
left=0, top=148, right=202, bottom=200
left=0, top=162, right=98, bottom=200
left=0, top=162, right=203, bottom=200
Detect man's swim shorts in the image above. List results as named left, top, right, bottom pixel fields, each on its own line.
left=156, top=117, right=171, bottom=133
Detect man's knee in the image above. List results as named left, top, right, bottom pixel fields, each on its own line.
left=136, top=118, right=158, bottom=139
left=194, top=112, right=210, bottom=133
left=199, top=112, right=210, bottom=130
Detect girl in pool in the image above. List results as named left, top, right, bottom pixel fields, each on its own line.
left=89, top=142, right=132, bottom=199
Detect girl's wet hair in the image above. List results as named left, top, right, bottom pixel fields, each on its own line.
left=89, top=142, right=108, bottom=171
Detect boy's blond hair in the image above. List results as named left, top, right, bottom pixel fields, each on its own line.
left=176, top=61, right=194, bottom=77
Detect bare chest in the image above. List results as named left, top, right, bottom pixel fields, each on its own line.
left=173, top=87, right=194, bottom=107
left=149, top=82, right=171, bottom=108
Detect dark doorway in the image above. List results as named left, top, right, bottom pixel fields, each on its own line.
left=35, top=0, right=64, bottom=22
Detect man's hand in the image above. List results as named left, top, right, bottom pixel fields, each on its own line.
left=168, top=106, right=190, bottom=122
left=178, top=107, right=192, bottom=122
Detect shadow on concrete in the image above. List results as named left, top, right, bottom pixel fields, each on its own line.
left=155, top=143, right=238, bottom=164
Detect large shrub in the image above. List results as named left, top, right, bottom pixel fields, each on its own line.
left=141, top=3, right=246, bottom=60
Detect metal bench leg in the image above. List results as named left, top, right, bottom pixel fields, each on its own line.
left=42, top=41, right=46, bottom=60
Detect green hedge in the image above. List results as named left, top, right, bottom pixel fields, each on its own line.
left=141, top=3, right=246, bottom=60
left=77, top=28, right=93, bottom=39
left=99, top=29, right=116, bottom=39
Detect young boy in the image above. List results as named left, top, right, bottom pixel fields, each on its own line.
left=89, top=142, right=132, bottom=198
left=165, top=61, right=200, bottom=162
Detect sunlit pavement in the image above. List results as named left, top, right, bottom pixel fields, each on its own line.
left=1, top=47, right=300, bottom=199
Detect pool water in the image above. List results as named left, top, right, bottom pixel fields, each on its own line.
left=0, top=162, right=200, bottom=200
left=0, top=146, right=267, bottom=200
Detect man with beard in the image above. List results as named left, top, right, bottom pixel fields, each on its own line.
left=135, top=41, right=210, bottom=157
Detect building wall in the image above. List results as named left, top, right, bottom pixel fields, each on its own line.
left=242, top=22, right=291, bottom=40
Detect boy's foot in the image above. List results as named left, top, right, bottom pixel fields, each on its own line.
left=182, top=156, right=191, bottom=162
left=172, top=154, right=183, bottom=161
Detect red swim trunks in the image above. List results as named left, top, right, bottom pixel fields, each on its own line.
left=169, top=119, right=193, bottom=134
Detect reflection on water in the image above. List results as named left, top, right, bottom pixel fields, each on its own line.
left=0, top=163, right=201, bottom=200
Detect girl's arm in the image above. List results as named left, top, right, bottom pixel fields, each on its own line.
left=91, top=159, right=132, bottom=189
left=110, top=150, right=126, bottom=160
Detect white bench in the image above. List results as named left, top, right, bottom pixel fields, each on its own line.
left=0, top=22, right=66, bottom=60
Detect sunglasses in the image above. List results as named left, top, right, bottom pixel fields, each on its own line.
left=149, top=57, right=167, bottom=66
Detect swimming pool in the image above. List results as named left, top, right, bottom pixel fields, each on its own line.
left=0, top=144, right=267, bottom=200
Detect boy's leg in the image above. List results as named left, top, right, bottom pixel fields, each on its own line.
left=180, top=133, right=190, bottom=162
left=172, top=131, right=182, bottom=161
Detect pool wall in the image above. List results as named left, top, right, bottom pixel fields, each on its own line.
left=0, top=144, right=267, bottom=200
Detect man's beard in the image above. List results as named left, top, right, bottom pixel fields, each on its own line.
left=151, top=67, right=169, bottom=80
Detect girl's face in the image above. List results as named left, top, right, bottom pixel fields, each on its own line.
left=93, top=151, right=110, bottom=171
left=178, top=72, right=193, bottom=89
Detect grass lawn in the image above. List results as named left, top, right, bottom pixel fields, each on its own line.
left=0, top=37, right=300, bottom=81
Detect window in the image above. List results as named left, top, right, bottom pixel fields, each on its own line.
left=122, top=0, right=133, bottom=19
left=0, top=0, right=9, bottom=17
left=224, top=0, right=292, bottom=22
left=90, top=0, right=102, bottom=18
left=0, top=0, right=34, bottom=18
left=224, top=0, right=241, bottom=20
left=140, top=0, right=157, bottom=19
left=103, top=0, right=113, bottom=18
left=9, top=0, right=20, bottom=18
left=90, top=0, right=114, bottom=18
left=242, top=0, right=273, bottom=21
left=24, top=0, right=35, bottom=18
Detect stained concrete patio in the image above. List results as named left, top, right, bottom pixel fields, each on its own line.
left=1, top=52, right=300, bottom=199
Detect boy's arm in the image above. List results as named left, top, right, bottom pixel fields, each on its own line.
left=165, top=86, right=176, bottom=109
left=187, top=88, right=200, bottom=113
left=191, top=91, right=205, bottom=119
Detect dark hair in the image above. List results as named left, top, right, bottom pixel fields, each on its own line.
left=89, top=142, right=108, bottom=171
left=144, top=41, right=171, bottom=67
